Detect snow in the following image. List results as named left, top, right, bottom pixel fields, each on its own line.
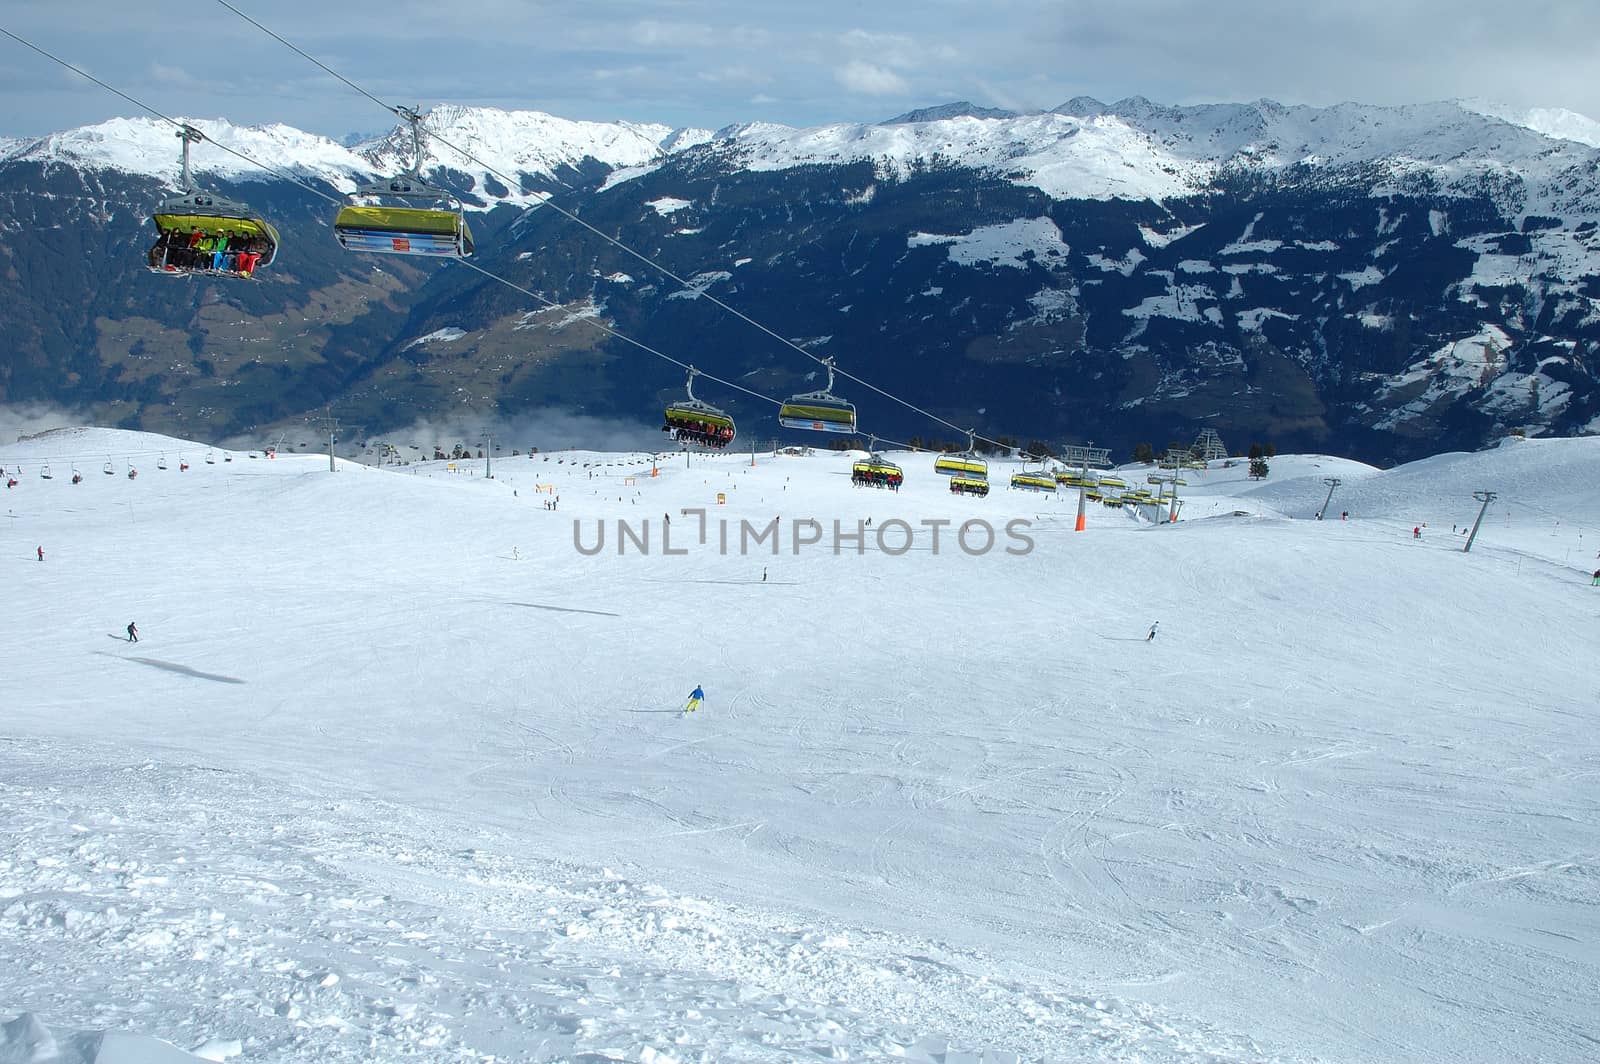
left=5, top=108, right=712, bottom=212
left=3, top=426, right=1600, bottom=1063
left=1084, top=248, right=1146, bottom=276
left=1123, top=284, right=1214, bottom=323
left=13, top=97, right=1600, bottom=225
left=1138, top=223, right=1204, bottom=248
left=403, top=327, right=467, bottom=349
left=645, top=197, right=693, bottom=216
left=1236, top=307, right=1298, bottom=330
left=1459, top=99, right=1600, bottom=148
left=1340, top=265, right=1385, bottom=289
left=664, top=271, right=731, bottom=300
left=905, top=217, right=1067, bottom=269
left=707, top=112, right=1206, bottom=201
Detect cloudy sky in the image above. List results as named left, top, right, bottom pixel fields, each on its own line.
left=3, top=0, right=1597, bottom=139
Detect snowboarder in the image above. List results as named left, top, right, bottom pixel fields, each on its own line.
left=126, top=622, right=138, bottom=643
left=684, top=685, right=705, bottom=713
left=1146, top=622, right=1159, bottom=642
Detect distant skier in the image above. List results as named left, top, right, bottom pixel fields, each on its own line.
left=684, top=685, right=705, bottom=713
left=1146, top=622, right=1159, bottom=643
left=1412, top=526, right=1421, bottom=539
left=1592, top=569, right=1599, bottom=586
left=126, top=621, right=139, bottom=643
left=762, top=567, right=767, bottom=583
left=36, top=546, right=43, bottom=561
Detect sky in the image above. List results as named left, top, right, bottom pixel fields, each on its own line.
left=2, top=0, right=1598, bottom=140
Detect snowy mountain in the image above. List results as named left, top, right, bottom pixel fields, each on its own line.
left=0, top=107, right=714, bottom=209
left=1, top=99, right=1598, bottom=461
left=3, top=426, right=1598, bottom=1062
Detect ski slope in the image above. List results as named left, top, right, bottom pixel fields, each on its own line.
left=3, top=428, right=1598, bottom=1063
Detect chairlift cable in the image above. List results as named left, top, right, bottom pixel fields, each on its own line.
left=211, top=2, right=1017, bottom=454
left=455, top=259, right=780, bottom=408
left=0, top=25, right=775, bottom=421
left=0, top=25, right=344, bottom=209
left=213, top=0, right=575, bottom=195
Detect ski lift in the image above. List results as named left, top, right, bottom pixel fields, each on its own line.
left=950, top=474, right=989, bottom=497
left=157, top=454, right=168, bottom=471
left=778, top=358, right=856, bottom=434
left=662, top=367, right=737, bottom=448
left=103, top=458, right=115, bottom=476
left=71, top=465, right=82, bottom=484
left=205, top=449, right=216, bottom=465
left=1010, top=453, right=1056, bottom=493
left=934, top=432, right=987, bottom=478
left=148, top=127, right=279, bottom=277
left=223, top=452, right=233, bottom=462
left=127, top=464, right=138, bottom=480
left=334, top=108, right=474, bottom=258
left=851, top=437, right=903, bottom=489
left=40, top=463, right=52, bottom=480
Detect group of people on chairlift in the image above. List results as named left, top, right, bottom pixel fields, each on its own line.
left=851, top=466, right=903, bottom=491
left=148, top=227, right=271, bottom=276
left=949, top=478, right=989, bottom=497
left=663, top=418, right=734, bottom=448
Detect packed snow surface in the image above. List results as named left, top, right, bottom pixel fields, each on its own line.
left=3, top=428, right=1598, bottom=1062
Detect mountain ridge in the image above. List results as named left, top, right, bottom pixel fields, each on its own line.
left=1, top=95, right=1597, bottom=463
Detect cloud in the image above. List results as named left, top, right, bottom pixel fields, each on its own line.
left=836, top=61, right=909, bottom=97
left=339, top=409, right=667, bottom=458
left=6, top=2, right=1600, bottom=148
left=0, top=402, right=93, bottom=446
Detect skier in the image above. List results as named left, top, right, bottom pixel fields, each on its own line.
left=1592, top=569, right=1599, bottom=586
left=1146, top=622, right=1159, bottom=643
left=126, top=621, right=139, bottom=643
left=684, top=685, right=705, bottom=713
left=762, top=567, right=767, bottom=583
left=1412, top=526, right=1421, bottom=539
left=36, top=546, right=43, bottom=561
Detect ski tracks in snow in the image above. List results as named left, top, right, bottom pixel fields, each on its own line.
left=0, top=742, right=1274, bottom=1063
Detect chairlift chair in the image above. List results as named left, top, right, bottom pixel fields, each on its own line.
left=157, top=454, right=168, bottom=470
left=334, top=108, right=474, bottom=258
left=205, top=449, right=216, bottom=464
left=949, top=474, right=989, bottom=497
left=934, top=432, right=987, bottom=478
left=148, top=127, right=280, bottom=277
left=40, top=463, right=52, bottom=480
left=778, top=358, right=857, bottom=433
left=71, top=465, right=82, bottom=484
left=662, top=367, right=737, bottom=448
left=103, top=458, right=115, bottom=476
left=851, top=437, right=904, bottom=489
left=1010, top=454, right=1057, bottom=493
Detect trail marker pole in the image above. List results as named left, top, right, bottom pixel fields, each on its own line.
left=1463, top=490, right=1497, bottom=553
